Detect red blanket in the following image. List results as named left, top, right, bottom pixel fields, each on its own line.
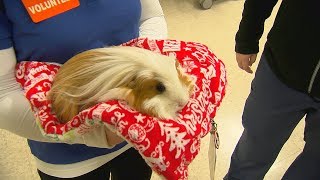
left=15, top=38, right=226, bottom=180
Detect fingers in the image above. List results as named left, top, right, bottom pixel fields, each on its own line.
left=236, top=53, right=257, bottom=73
left=249, top=54, right=257, bottom=66
left=236, top=53, right=252, bottom=73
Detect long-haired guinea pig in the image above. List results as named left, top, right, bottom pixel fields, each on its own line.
left=47, top=46, right=195, bottom=123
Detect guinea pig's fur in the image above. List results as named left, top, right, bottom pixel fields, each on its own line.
left=47, top=46, right=195, bottom=123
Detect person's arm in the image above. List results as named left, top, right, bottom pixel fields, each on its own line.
left=235, top=0, right=278, bottom=73
left=0, top=47, right=122, bottom=148
left=0, top=10, right=120, bottom=148
left=139, top=0, right=168, bottom=39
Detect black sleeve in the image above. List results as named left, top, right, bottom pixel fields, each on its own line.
left=0, top=0, right=3, bottom=12
left=235, top=0, right=279, bottom=54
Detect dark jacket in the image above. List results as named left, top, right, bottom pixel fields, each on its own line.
left=235, top=0, right=320, bottom=98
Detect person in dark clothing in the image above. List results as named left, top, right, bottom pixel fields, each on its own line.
left=224, top=0, right=320, bottom=179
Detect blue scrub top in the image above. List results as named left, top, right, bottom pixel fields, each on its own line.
left=1, top=0, right=141, bottom=63
left=0, top=0, right=141, bottom=164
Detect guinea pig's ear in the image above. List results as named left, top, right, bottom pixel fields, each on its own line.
left=175, top=60, right=195, bottom=95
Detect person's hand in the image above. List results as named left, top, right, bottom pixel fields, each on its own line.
left=105, top=128, right=125, bottom=147
left=236, top=53, right=257, bottom=73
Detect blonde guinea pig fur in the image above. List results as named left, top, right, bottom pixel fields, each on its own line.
left=47, top=46, right=195, bottom=123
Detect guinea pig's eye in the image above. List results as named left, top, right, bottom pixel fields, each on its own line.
left=155, top=82, right=166, bottom=93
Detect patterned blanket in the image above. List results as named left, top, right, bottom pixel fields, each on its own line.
left=15, top=38, right=226, bottom=180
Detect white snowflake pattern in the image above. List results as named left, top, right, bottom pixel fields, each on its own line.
left=36, top=86, right=43, bottom=91
left=183, top=47, right=192, bottom=51
left=135, top=114, right=146, bottom=123
left=182, top=60, right=198, bottom=73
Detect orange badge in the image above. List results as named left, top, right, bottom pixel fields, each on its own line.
left=21, top=0, right=80, bottom=23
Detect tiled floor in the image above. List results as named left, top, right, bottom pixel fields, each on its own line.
left=0, top=0, right=306, bottom=179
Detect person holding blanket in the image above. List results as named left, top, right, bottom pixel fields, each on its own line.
left=0, top=0, right=167, bottom=179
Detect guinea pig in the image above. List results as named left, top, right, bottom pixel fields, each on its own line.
left=47, top=46, right=195, bottom=124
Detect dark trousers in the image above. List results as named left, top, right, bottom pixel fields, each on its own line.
left=224, top=55, right=320, bottom=180
left=38, top=148, right=152, bottom=180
